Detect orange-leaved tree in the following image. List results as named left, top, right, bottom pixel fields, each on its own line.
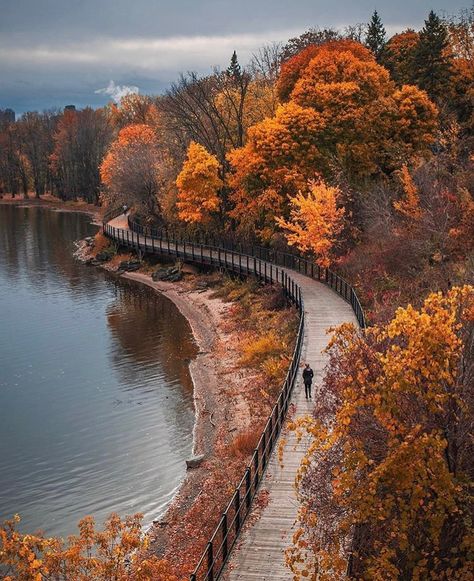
left=393, top=164, right=423, bottom=221
left=229, top=39, right=437, bottom=240
left=277, top=40, right=374, bottom=103
left=286, top=285, right=474, bottom=580
left=100, top=124, right=170, bottom=216
left=276, top=180, right=345, bottom=267
left=176, top=141, right=222, bottom=223
left=228, top=102, right=325, bottom=239
left=289, top=42, right=438, bottom=176
left=0, top=512, right=180, bottom=581
left=277, top=45, right=321, bottom=103
left=381, top=30, right=420, bottom=86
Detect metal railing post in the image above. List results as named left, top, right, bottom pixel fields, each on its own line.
left=262, top=430, right=266, bottom=469
left=245, top=468, right=251, bottom=511
left=207, top=542, right=214, bottom=581
left=235, top=491, right=241, bottom=534
left=268, top=414, right=273, bottom=449
left=222, top=513, right=228, bottom=562
left=254, top=451, right=259, bottom=488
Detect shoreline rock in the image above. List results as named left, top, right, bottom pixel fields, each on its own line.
left=186, top=454, right=205, bottom=469
left=151, top=265, right=183, bottom=283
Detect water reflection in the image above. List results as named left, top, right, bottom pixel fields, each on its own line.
left=0, top=205, right=196, bottom=538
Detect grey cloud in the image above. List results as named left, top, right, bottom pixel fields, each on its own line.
left=2, top=0, right=466, bottom=41
left=0, top=0, right=469, bottom=113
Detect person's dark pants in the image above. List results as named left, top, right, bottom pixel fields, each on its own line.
left=304, top=382, right=312, bottom=399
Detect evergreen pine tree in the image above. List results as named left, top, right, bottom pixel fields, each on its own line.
left=365, top=10, right=386, bottom=61
left=227, top=51, right=242, bottom=81
left=413, top=10, right=453, bottom=102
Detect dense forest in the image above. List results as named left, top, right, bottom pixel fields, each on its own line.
left=1, top=7, right=473, bottom=580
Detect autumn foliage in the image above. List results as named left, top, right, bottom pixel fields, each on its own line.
left=276, top=179, right=345, bottom=267
left=382, top=30, right=420, bottom=85
left=228, top=102, right=326, bottom=238
left=277, top=40, right=374, bottom=102
left=100, top=124, right=168, bottom=216
left=393, top=165, right=423, bottom=221
left=176, top=141, right=222, bottom=223
left=287, top=286, right=474, bottom=579
left=277, top=45, right=322, bottom=102
left=288, top=42, right=438, bottom=176
left=0, top=513, right=179, bottom=581
left=229, top=39, right=438, bottom=237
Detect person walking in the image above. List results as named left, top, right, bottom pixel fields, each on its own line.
left=303, top=363, right=314, bottom=399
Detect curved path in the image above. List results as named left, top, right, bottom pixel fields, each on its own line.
left=105, top=214, right=358, bottom=580
left=224, top=271, right=356, bottom=580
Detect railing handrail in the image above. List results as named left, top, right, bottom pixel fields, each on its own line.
left=102, top=218, right=365, bottom=580
left=125, top=217, right=365, bottom=329
left=102, top=206, right=125, bottom=224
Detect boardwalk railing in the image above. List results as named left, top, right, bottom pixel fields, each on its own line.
left=103, top=217, right=365, bottom=580
left=102, top=206, right=125, bottom=224
left=118, top=216, right=365, bottom=329
left=190, top=310, right=304, bottom=581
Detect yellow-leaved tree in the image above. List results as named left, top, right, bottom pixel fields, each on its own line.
left=0, top=513, right=180, bottom=581
left=276, top=180, right=345, bottom=268
left=286, top=285, right=474, bottom=580
left=176, top=141, right=222, bottom=224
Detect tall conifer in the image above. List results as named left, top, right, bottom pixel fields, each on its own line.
left=365, top=10, right=386, bottom=61
left=227, top=51, right=242, bottom=81
left=414, top=11, right=453, bottom=101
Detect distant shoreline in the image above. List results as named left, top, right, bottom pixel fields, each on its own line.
left=0, top=193, right=101, bottom=224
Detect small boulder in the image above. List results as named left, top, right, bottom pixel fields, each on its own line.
left=186, top=454, right=205, bottom=469
left=117, top=260, right=141, bottom=272
left=152, top=265, right=183, bottom=282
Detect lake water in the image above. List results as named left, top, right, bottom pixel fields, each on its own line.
left=0, top=205, right=196, bottom=538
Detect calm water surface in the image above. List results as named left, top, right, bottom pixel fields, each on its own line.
left=0, top=205, right=196, bottom=537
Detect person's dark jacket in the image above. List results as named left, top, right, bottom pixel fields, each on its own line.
left=303, top=367, right=314, bottom=385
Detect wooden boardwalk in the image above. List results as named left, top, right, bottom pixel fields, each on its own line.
left=225, top=272, right=357, bottom=580
left=105, top=215, right=358, bottom=580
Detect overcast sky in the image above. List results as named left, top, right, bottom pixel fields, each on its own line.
left=0, top=0, right=469, bottom=114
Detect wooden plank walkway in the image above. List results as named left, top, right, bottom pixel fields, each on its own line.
left=105, top=215, right=358, bottom=580
left=225, top=272, right=357, bottom=580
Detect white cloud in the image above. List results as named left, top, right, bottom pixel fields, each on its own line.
left=95, top=80, right=139, bottom=103
left=0, top=30, right=300, bottom=73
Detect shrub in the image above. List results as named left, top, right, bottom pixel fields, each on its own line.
left=240, top=332, right=284, bottom=367
left=229, top=429, right=261, bottom=457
